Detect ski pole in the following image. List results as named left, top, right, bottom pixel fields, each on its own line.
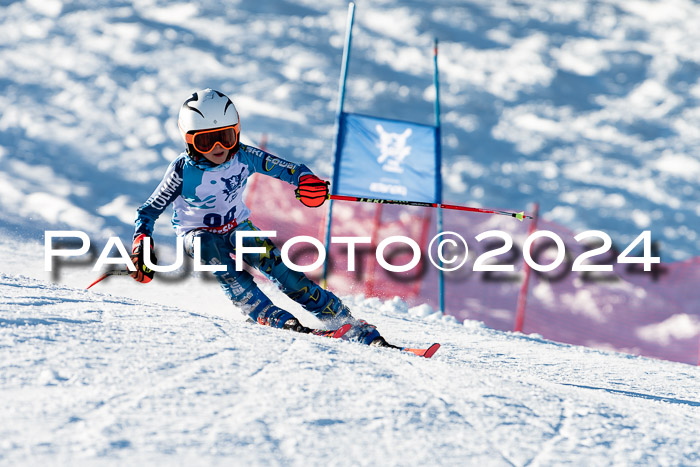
left=86, top=269, right=132, bottom=289
left=328, top=195, right=533, bottom=221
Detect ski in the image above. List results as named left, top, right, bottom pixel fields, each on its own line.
left=311, top=323, right=353, bottom=339
left=282, top=320, right=352, bottom=340
left=372, top=337, right=441, bottom=358
left=401, top=343, right=441, bottom=358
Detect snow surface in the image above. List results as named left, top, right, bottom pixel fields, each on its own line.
left=2, top=273, right=700, bottom=465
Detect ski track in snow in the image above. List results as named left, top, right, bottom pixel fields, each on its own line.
left=1, top=273, right=700, bottom=465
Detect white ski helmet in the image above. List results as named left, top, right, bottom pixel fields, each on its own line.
left=178, top=88, right=240, bottom=159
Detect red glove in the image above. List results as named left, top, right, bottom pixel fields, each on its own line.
left=130, top=234, right=157, bottom=283
left=295, top=174, right=330, bottom=208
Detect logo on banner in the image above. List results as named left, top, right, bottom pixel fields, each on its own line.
left=376, top=125, right=412, bottom=173
left=336, top=112, right=437, bottom=202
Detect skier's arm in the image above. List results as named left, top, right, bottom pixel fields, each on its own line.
left=134, top=158, right=184, bottom=239
left=130, top=158, right=183, bottom=283
left=239, top=144, right=329, bottom=207
left=238, top=143, right=313, bottom=186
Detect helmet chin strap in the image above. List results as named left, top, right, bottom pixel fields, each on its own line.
left=186, top=144, right=202, bottom=161
left=224, top=142, right=240, bottom=162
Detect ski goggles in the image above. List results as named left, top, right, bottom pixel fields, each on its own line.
left=185, top=125, right=239, bottom=153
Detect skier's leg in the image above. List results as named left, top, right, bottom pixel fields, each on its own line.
left=184, top=229, right=296, bottom=329
left=229, top=222, right=382, bottom=345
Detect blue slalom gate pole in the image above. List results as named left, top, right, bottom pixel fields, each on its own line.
left=322, top=2, right=355, bottom=288
left=433, top=38, right=445, bottom=315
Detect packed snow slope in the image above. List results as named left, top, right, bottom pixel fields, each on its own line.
left=2, top=271, right=700, bottom=465
left=0, top=0, right=698, bottom=261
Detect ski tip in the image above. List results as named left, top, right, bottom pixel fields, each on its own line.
left=402, top=343, right=440, bottom=358
left=423, top=343, right=440, bottom=358
left=332, top=323, right=353, bottom=339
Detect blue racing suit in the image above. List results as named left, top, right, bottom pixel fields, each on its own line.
left=134, top=144, right=380, bottom=344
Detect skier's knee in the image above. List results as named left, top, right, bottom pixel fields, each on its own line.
left=184, top=229, right=218, bottom=260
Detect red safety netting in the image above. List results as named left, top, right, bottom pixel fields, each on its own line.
left=245, top=174, right=700, bottom=365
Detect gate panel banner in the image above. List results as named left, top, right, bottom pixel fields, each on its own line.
left=333, top=112, right=439, bottom=203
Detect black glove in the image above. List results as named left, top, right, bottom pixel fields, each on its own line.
left=130, top=234, right=157, bottom=283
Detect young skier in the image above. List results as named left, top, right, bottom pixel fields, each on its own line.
left=130, top=88, right=389, bottom=346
